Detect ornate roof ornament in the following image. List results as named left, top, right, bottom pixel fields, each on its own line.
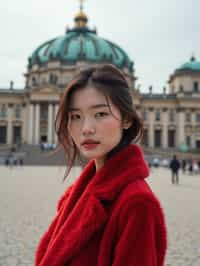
left=74, top=0, right=88, bottom=28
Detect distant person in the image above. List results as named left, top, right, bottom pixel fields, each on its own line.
left=198, top=160, right=200, bottom=173
left=5, top=157, right=9, bottom=166
left=181, top=159, right=187, bottom=174
left=193, top=160, right=199, bottom=175
left=13, top=158, right=17, bottom=166
left=188, top=160, right=193, bottom=175
left=170, top=155, right=180, bottom=184
left=19, top=158, right=24, bottom=166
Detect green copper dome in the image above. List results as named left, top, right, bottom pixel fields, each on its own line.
left=28, top=12, right=133, bottom=72
left=178, top=56, right=200, bottom=72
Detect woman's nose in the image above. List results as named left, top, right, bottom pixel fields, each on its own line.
left=82, top=118, right=96, bottom=135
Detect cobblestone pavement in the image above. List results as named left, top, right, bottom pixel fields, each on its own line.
left=0, top=165, right=199, bottom=266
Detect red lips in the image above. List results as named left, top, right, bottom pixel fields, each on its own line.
left=81, top=139, right=100, bottom=145
left=81, top=139, right=100, bottom=150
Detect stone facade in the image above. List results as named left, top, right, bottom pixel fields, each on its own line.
left=1, top=5, right=200, bottom=150
left=1, top=61, right=200, bottom=150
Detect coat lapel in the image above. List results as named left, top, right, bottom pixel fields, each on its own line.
left=39, top=193, right=108, bottom=266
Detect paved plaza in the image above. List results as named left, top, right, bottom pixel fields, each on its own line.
left=0, top=165, right=199, bottom=266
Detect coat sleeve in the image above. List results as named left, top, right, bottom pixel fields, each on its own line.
left=112, top=198, right=167, bottom=266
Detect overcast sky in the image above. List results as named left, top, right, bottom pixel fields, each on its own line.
left=1, top=0, right=200, bottom=92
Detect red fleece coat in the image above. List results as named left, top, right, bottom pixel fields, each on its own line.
left=35, top=144, right=167, bottom=266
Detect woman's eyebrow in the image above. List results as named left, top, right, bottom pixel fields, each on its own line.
left=69, top=104, right=109, bottom=111
left=91, top=104, right=109, bottom=109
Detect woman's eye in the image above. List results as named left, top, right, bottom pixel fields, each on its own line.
left=70, top=114, right=81, bottom=120
left=95, top=112, right=109, bottom=118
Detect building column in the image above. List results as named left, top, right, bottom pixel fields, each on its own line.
left=191, top=111, right=196, bottom=149
left=48, top=104, right=53, bottom=144
left=21, top=104, right=27, bottom=144
left=7, top=104, right=13, bottom=145
left=28, top=104, right=34, bottom=144
left=176, top=108, right=185, bottom=147
left=34, top=104, right=40, bottom=145
left=54, top=104, right=59, bottom=144
left=148, top=108, right=154, bottom=148
left=162, top=109, right=168, bottom=148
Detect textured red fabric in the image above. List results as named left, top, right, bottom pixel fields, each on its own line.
left=35, top=144, right=167, bottom=266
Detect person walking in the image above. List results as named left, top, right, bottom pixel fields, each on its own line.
left=35, top=64, right=167, bottom=266
left=181, top=159, right=186, bottom=174
left=170, top=155, right=180, bottom=184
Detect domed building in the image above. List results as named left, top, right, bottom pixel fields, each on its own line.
left=0, top=5, right=136, bottom=146
left=26, top=8, right=134, bottom=91
left=0, top=5, right=200, bottom=153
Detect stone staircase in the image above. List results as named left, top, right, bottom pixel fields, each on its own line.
left=1, top=144, right=199, bottom=166
left=0, top=144, right=66, bottom=166
left=143, top=147, right=200, bottom=160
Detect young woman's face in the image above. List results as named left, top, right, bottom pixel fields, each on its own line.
left=68, top=87, right=126, bottom=170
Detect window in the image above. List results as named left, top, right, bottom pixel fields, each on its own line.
left=196, top=113, right=200, bottom=122
left=155, top=109, right=161, bottom=121
left=168, top=129, right=175, bottom=147
left=186, top=136, right=191, bottom=147
left=0, top=126, right=7, bottom=143
left=179, top=85, right=184, bottom=92
left=49, top=74, right=58, bottom=84
left=13, top=126, right=21, bottom=144
left=154, top=129, right=162, bottom=147
left=142, top=109, right=147, bottom=121
left=185, top=112, right=191, bottom=123
left=193, top=82, right=199, bottom=92
left=0, top=104, right=7, bottom=118
left=32, top=77, right=37, bottom=86
left=15, top=104, right=21, bottom=119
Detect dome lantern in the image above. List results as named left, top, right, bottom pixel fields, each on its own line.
left=74, top=0, right=88, bottom=29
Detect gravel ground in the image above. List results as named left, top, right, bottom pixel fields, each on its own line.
left=0, top=165, right=199, bottom=266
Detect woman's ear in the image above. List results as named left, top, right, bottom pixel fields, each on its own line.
left=122, top=119, right=132, bottom=130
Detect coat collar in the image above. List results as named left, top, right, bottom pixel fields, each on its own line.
left=36, top=144, right=149, bottom=266
left=87, top=144, right=149, bottom=201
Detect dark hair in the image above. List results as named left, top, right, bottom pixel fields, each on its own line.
left=55, top=64, right=143, bottom=180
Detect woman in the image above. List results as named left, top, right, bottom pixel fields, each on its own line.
left=35, top=64, right=167, bottom=266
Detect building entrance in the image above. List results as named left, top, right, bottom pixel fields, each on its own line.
left=0, top=126, right=7, bottom=144
left=13, top=126, right=21, bottom=144
left=154, top=129, right=161, bottom=147
left=196, top=140, right=200, bottom=149
left=41, top=135, right=47, bottom=142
